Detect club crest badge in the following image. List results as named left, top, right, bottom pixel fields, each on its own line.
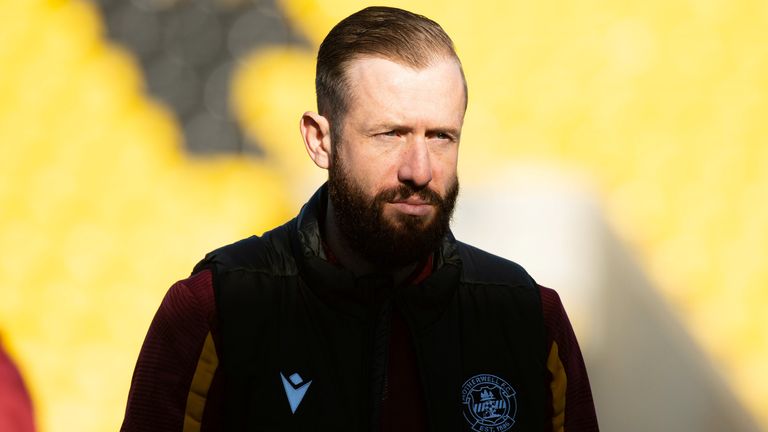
left=461, top=374, right=517, bottom=432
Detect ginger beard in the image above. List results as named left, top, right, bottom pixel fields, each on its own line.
left=327, top=143, right=459, bottom=269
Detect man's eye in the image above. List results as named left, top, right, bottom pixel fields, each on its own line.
left=382, top=130, right=398, bottom=137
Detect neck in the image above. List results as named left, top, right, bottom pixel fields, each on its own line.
left=324, top=197, right=420, bottom=285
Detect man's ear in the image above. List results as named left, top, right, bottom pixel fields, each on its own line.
left=300, top=111, right=332, bottom=169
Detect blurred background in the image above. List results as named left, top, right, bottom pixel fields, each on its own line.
left=0, top=0, right=766, bottom=430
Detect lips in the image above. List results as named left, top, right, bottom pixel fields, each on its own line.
left=389, top=197, right=434, bottom=216
left=392, top=197, right=431, bottom=205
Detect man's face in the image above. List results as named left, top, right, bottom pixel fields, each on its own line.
left=327, top=56, right=466, bottom=267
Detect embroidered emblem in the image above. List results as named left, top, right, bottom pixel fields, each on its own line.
left=280, top=372, right=312, bottom=414
left=461, top=374, right=517, bottom=432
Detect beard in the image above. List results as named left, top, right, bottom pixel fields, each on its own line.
left=327, top=148, right=459, bottom=269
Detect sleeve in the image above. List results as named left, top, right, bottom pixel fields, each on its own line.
left=0, top=340, right=36, bottom=432
left=540, top=286, right=599, bottom=432
left=121, top=269, right=223, bottom=432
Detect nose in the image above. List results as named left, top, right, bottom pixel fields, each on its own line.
left=397, top=136, right=433, bottom=188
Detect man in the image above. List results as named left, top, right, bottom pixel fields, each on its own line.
left=122, top=6, right=598, bottom=432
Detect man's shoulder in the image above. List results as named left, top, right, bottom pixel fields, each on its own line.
left=192, top=219, right=298, bottom=277
left=454, top=240, right=536, bottom=290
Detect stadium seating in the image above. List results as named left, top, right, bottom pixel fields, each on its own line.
left=0, top=0, right=766, bottom=430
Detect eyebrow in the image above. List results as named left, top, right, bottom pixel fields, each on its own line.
left=367, top=123, right=461, bottom=137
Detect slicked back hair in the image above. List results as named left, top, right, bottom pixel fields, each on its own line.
left=316, top=6, right=466, bottom=141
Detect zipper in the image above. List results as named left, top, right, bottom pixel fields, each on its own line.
left=369, top=298, right=393, bottom=431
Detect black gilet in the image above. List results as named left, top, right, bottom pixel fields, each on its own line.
left=193, top=185, right=547, bottom=432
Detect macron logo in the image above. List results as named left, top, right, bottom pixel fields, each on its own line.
left=280, top=372, right=312, bottom=414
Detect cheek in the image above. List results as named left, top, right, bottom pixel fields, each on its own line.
left=365, top=158, right=403, bottom=189
left=346, top=155, right=394, bottom=193
left=432, top=151, right=459, bottom=187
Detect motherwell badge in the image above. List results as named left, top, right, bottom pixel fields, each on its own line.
left=461, top=374, right=517, bottom=432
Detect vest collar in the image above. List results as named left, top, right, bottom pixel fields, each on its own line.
left=290, top=184, right=462, bottom=325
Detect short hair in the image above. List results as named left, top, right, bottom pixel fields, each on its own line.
left=316, top=6, right=465, bottom=137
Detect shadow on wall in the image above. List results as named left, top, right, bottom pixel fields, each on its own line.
left=594, top=225, right=760, bottom=432
left=452, top=166, right=761, bottom=432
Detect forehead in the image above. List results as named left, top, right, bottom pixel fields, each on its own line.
left=342, top=56, right=467, bottom=128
